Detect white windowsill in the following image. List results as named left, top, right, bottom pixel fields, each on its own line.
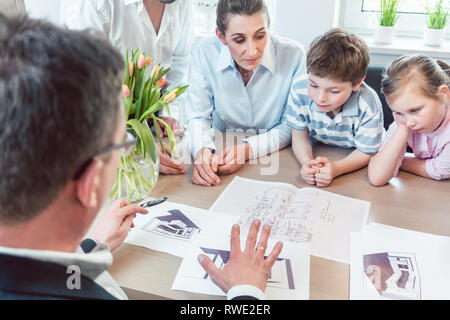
left=363, top=35, right=450, bottom=59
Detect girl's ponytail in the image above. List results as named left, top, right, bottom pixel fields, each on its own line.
left=437, top=60, right=450, bottom=78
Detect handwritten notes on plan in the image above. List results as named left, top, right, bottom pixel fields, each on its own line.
left=210, top=177, right=370, bottom=263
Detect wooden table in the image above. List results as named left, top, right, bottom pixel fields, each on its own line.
left=107, top=143, right=450, bottom=300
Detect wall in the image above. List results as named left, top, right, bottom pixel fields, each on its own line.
left=22, top=0, right=449, bottom=67
left=273, top=0, right=340, bottom=49
left=24, top=0, right=61, bottom=25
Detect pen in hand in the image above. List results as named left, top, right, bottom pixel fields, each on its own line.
left=140, top=197, right=168, bottom=208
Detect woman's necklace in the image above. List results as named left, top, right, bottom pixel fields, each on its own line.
left=237, top=64, right=253, bottom=84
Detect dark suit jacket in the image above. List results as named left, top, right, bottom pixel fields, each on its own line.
left=0, top=239, right=117, bottom=300
left=0, top=239, right=258, bottom=300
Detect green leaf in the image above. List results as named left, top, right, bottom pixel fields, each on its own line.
left=127, top=119, right=157, bottom=163
left=152, top=116, right=176, bottom=153
left=156, top=67, right=170, bottom=81
left=176, top=85, right=189, bottom=96
left=139, top=101, right=163, bottom=121
left=152, top=117, right=167, bottom=155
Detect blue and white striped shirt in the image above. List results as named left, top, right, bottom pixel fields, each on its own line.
left=285, top=74, right=384, bottom=153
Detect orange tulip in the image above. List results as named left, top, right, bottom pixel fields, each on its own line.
left=155, top=77, right=167, bottom=88
left=122, top=84, right=130, bottom=98
left=128, top=61, right=134, bottom=77
left=137, top=54, right=145, bottom=69
left=151, top=65, right=160, bottom=78
left=164, top=90, right=177, bottom=103
left=145, top=56, right=152, bottom=67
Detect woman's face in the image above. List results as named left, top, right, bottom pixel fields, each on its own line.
left=216, top=12, right=268, bottom=72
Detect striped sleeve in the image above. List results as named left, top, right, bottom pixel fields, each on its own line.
left=285, top=73, right=310, bottom=131
left=354, top=90, right=385, bottom=154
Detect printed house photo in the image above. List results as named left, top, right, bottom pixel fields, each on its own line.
left=363, top=252, right=421, bottom=300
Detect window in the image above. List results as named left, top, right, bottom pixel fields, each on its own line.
left=362, top=0, right=431, bottom=13
left=192, top=0, right=278, bottom=38
left=340, top=0, right=450, bottom=39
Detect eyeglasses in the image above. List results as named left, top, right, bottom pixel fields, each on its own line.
left=159, top=0, right=176, bottom=3
left=72, top=132, right=137, bottom=180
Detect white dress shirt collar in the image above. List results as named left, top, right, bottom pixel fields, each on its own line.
left=124, top=0, right=144, bottom=12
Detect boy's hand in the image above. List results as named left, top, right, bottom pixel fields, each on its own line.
left=90, top=199, right=148, bottom=251
left=300, top=160, right=320, bottom=185
left=314, top=157, right=337, bottom=187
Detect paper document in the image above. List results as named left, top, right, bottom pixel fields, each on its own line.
left=125, top=200, right=240, bottom=257
left=172, top=238, right=310, bottom=299
left=350, top=223, right=450, bottom=300
left=210, top=176, right=370, bottom=263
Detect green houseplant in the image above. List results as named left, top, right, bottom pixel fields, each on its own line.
left=424, top=0, right=449, bottom=46
left=110, top=49, right=188, bottom=202
left=374, top=0, right=402, bottom=44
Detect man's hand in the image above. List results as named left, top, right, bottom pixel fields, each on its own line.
left=90, top=199, right=148, bottom=251
left=313, top=156, right=337, bottom=187
left=198, top=220, right=283, bottom=294
left=157, top=117, right=186, bottom=137
left=192, top=147, right=221, bottom=186
left=217, top=143, right=252, bottom=175
left=157, top=142, right=185, bottom=175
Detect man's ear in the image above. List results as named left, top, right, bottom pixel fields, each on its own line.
left=353, top=75, right=366, bottom=91
left=75, top=158, right=104, bottom=209
left=216, top=28, right=226, bottom=45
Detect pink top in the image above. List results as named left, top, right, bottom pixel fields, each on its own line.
left=384, top=108, right=450, bottom=180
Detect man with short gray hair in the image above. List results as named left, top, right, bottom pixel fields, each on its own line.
left=0, top=13, right=282, bottom=300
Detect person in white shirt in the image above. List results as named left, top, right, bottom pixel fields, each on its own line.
left=61, top=0, right=193, bottom=175
left=186, top=0, right=306, bottom=186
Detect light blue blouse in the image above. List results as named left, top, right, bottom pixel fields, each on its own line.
left=186, top=34, right=306, bottom=159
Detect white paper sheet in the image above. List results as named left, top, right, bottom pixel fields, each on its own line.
left=172, top=237, right=310, bottom=300
left=125, top=200, right=240, bottom=257
left=209, top=176, right=370, bottom=263
left=350, top=223, right=450, bottom=300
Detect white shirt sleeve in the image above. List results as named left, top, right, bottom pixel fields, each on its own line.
left=227, top=285, right=265, bottom=300
left=243, top=119, right=293, bottom=159
left=160, top=1, right=195, bottom=121
left=60, top=0, right=110, bottom=40
left=186, top=44, right=217, bottom=158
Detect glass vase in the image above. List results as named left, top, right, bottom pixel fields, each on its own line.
left=112, top=151, right=160, bottom=203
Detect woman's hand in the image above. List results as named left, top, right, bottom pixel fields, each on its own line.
left=157, top=142, right=185, bottom=175
left=192, top=147, right=221, bottom=186
left=217, top=143, right=252, bottom=175
left=157, top=117, right=186, bottom=137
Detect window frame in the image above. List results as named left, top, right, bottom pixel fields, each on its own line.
left=339, top=0, right=450, bottom=40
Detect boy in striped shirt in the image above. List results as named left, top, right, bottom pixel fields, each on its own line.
left=285, top=28, right=384, bottom=187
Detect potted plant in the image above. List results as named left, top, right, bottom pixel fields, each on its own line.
left=374, top=0, right=401, bottom=45
left=110, top=49, right=188, bottom=202
left=424, top=0, right=449, bottom=46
